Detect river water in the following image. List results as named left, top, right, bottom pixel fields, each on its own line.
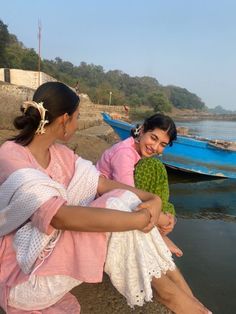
left=165, top=120, right=236, bottom=314
left=175, top=119, right=236, bottom=141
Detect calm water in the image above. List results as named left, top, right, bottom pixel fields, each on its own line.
left=175, top=119, right=236, bottom=141
left=161, top=119, right=236, bottom=314
left=166, top=170, right=236, bottom=314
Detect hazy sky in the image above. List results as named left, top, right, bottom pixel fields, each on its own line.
left=1, top=0, right=236, bottom=110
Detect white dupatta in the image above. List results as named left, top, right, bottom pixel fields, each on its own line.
left=0, top=157, right=100, bottom=274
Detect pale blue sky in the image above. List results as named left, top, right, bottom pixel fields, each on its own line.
left=1, top=0, right=236, bottom=109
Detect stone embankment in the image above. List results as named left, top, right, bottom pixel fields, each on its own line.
left=0, top=81, right=34, bottom=129
left=78, top=93, right=129, bottom=130
left=0, top=82, right=128, bottom=131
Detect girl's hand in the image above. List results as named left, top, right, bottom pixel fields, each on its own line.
left=158, top=213, right=176, bottom=235
left=136, top=196, right=162, bottom=227
left=157, top=212, right=170, bottom=227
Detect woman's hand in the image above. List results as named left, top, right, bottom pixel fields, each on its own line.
left=134, top=208, right=154, bottom=233
left=136, top=196, right=162, bottom=227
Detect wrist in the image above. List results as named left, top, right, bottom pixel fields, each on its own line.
left=135, top=209, right=151, bottom=230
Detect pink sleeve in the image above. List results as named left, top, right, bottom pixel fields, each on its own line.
left=111, top=148, right=137, bottom=186
left=31, top=197, right=67, bottom=235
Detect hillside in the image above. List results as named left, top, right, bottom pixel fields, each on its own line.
left=1, top=19, right=206, bottom=113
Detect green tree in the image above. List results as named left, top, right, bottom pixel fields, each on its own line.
left=0, top=20, right=10, bottom=67
left=147, top=92, right=172, bottom=112
left=167, top=86, right=206, bottom=110
left=21, top=48, right=38, bottom=70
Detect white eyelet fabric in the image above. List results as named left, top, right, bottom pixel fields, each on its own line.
left=104, top=190, right=176, bottom=307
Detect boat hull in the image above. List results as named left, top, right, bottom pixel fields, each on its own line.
left=102, top=113, right=236, bottom=178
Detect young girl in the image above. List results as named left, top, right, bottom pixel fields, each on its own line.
left=0, top=82, right=211, bottom=314
left=97, top=113, right=183, bottom=256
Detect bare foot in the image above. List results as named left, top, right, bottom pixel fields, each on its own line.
left=162, top=235, right=183, bottom=257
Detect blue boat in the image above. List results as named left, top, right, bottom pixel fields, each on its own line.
left=101, top=112, right=236, bottom=178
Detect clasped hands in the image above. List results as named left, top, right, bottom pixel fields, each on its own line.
left=134, top=196, right=162, bottom=233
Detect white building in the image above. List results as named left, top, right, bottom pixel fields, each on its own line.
left=0, top=68, right=56, bottom=90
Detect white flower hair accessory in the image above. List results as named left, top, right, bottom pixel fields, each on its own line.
left=133, top=125, right=142, bottom=137
left=22, top=101, right=49, bottom=134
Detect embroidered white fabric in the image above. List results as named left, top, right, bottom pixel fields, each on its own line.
left=8, top=275, right=82, bottom=310
left=104, top=190, right=176, bottom=308
left=7, top=158, right=99, bottom=310
left=13, top=224, right=62, bottom=275
left=0, top=157, right=99, bottom=274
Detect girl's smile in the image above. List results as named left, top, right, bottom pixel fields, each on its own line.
left=137, top=128, right=170, bottom=157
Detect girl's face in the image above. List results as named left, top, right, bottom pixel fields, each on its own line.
left=137, top=128, right=170, bottom=157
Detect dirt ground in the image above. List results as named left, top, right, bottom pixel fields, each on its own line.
left=0, top=125, right=172, bottom=314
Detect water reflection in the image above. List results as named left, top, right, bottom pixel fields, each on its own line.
left=172, top=218, right=236, bottom=314
left=169, top=177, right=236, bottom=218
left=156, top=119, right=236, bottom=313
left=166, top=169, right=236, bottom=314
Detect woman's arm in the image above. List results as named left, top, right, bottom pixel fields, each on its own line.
left=97, top=176, right=162, bottom=225
left=51, top=175, right=162, bottom=233
left=51, top=204, right=151, bottom=232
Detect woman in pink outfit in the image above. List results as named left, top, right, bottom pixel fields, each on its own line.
left=0, top=82, right=212, bottom=314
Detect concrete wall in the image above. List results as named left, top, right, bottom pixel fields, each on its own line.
left=0, top=82, right=129, bottom=130
left=0, top=82, right=34, bottom=129
left=0, top=68, right=56, bottom=90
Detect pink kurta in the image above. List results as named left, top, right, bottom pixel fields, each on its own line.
left=96, top=137, right=141, bottom=186
left=0, top=141, right=107, bottom=312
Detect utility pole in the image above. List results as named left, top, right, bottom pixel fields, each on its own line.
left=109, top=91, right=112, bottom=105
left=38, top=20, right=42, bottom=87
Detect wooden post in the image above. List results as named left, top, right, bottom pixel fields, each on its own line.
left=38, top=20, right=42, bottom=87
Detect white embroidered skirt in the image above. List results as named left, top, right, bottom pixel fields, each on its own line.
left=104, top=190, right=176, bottom=307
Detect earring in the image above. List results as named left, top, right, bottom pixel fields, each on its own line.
left=63, top=124, right=67, bottom=137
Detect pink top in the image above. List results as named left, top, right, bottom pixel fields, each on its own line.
left=96, top=137, right=141, bottom=186
left=0, top=141, right=107, bottom=311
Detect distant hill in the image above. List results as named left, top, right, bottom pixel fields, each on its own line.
left=1, top=19, right=206, bottom=113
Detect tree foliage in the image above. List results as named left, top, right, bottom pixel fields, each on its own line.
left=167, top=85, right=206, bottom=110
left=147, top=92, right=172, bottom=112
left=0, top=20, right=10, bottom=67
left=0, top=19, right=206, bottom=112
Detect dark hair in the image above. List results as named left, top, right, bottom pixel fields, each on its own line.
left=131, top=113, right=177, bottom=146
left=10, top=82, right=80, bottom=146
